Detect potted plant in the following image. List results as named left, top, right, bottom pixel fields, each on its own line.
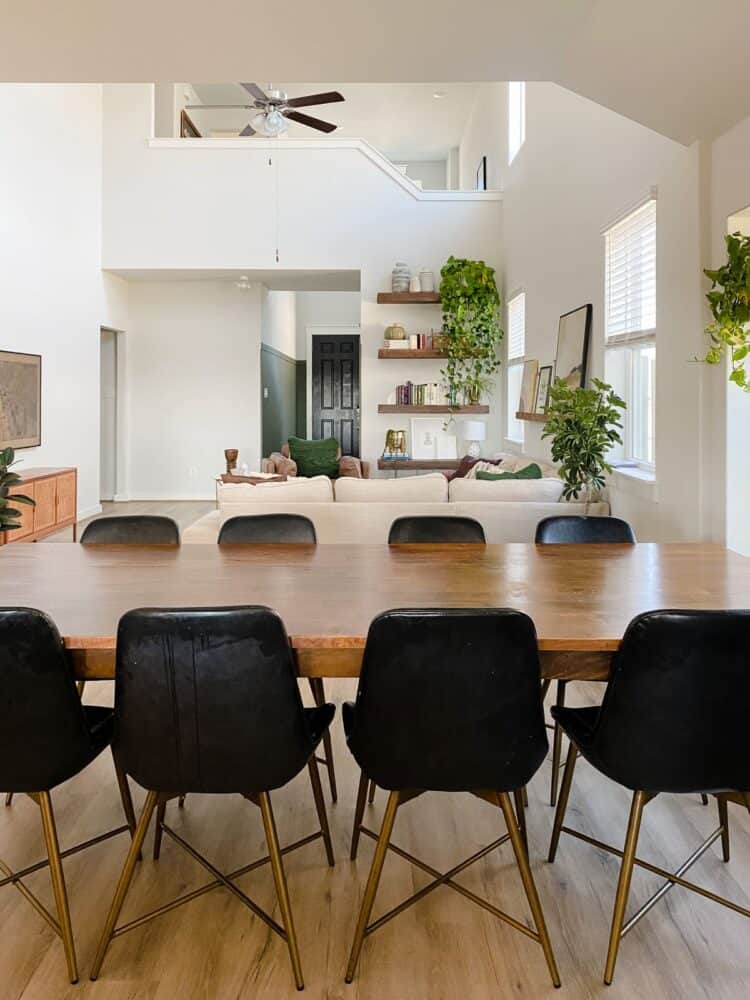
left=542, top=378, right=626, bottom=505
left=701, top=231, right=750, bottom=391
left=0, top=447, right=35, bottom=542
left=439, top=257, right=503, bottom=406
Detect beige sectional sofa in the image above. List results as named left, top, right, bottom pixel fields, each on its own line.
left=183, top=459, right=609, bottom=544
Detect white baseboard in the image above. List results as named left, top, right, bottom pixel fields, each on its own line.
left=113, top=494, right=130, bottom=502
left=125, top=494, right=216, bottom=502
left=77, top=503, right=102, bottom=520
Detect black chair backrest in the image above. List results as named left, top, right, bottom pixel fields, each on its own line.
left=347, top=609, right=546, bottom=792
left=115, top=607, right=317, bottom=793
left=218, top=514, right=317, bottom=544
left=535, top=515, right=635, bottom=544
left=388, top=516, right=486, bottom=544
left=589, top=610, right=750, bottom=793
left=80, top=515, right=180, bottom=545
left=0, top=608, right=99, bottom=791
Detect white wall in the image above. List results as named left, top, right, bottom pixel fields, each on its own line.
left=125, top=280, right=262, bottom=498
left=261, top=289, right=298, bottom=358
left=401, top=160, right=447, bottom=190
left=295, top=291, right=361, bottom=358
left=459, top=83, right=506, bottom=191
left=0, top=84, right=108, bottom=518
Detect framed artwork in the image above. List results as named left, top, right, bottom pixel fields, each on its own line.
left=180, top=110, right=201, bottom=138
left=534, top=365, right=553, bottom=414
left=518, top=359, right=539, bottom=413
left=476, top=156, right=487, bottom=191
left=554, top=304, right=592, bottom=389
left=410, top=417, right=457, bottom=460
left=0, top=350, right=41, bottom=449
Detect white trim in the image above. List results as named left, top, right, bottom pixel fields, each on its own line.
left=601, top=187, right=658, bottom=236
left=147, top=137, right=502, bottom=203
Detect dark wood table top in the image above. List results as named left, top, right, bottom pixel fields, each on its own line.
left=2, top=542, right=749, bottom=658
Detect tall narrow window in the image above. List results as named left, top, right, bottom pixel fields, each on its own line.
left=508, top=82, right=526, bottom=164
left=603, top=198, right=656, bottom=469
left=506, top=292, right=526, bottom=443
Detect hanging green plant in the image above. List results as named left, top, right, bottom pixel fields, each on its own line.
left=702, top=231, right=750, bottom=391
left=439, top=257, right=503, bottom=407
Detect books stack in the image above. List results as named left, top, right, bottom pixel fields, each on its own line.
left=395, top=381, right=446, bottom=406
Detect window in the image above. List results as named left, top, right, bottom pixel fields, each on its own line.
left=508, top=82, right=526, bottom=164
left=506, top=292, right=526, bottom=442
left=604, top=198, right=656, bottom=469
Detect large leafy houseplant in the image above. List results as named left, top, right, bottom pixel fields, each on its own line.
left=702, top=231, right=750, bottom=390
left=542, top=378, right=626, bottom=503
left=439, top=257, right=503, bottom=406
left=0, top=447, right=35, bottom=535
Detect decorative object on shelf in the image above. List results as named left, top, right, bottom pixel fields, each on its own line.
left=542, top=377, right=626, bottom=504
left=409, top=274, right=421, bottom=293
left=391, top=262, right=411, bottom=293
left=0, top=447, right=35, bottom=533
left=432, top=333, right=449, bottom=352
left=410, top=416, right=457, bottom=461
left=554, top=304, right=592, bottom=389
left=476, top=155, right=487, bottom=191
left=383, top=429, right=408, bottom=458
left=419, top=268, right=435, bottom=293
left=439, top=257, right=503, bottom=406
left=534, top=365, right=553, bottom=413
left=384, top=323, right=407, bottom=343
left=461, top=419, right=486, bottom=459
left=519, top=359, right=539, bottom=413
left=224, top=448, right=239, bottom=475
left=0, top=350, right=41, bottom=449
left=702, top=231, right=750, bottom=392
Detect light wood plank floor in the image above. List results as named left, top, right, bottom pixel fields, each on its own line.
left=8, top=502, right=750, bottom=998
left=42, top=500, right=215, bottom=542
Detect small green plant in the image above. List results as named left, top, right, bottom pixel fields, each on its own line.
left=439, top=257, right=503, bottom=406
left=702, top=231, right=750, bottom=391
left=542, top=378, right=626, bottom=503
left=0, top=447, right=35, bottom=533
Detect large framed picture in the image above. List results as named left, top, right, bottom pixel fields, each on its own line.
left=554, top=304, right=592, bottom=389
left=410, top=417, right=457, bottom=461
left=0, top=350, right=41, bottom=449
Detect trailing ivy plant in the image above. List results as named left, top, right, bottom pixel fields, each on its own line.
left=703, top=231, right=750, bottom=391
left=439, top=257, right=503, bottom=406
left=541, top=378, right=626, bottom=503
left=0, top=447, right=35, bottom=533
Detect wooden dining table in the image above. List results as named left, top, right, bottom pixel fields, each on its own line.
left=1, top=541, right=749, bottom=682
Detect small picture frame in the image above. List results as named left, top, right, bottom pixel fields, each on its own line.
left=518, top=359, right=539, bottom=413
left=534, top=365, right=553, bottom=414
left=476, top=156, right=487, bottom=192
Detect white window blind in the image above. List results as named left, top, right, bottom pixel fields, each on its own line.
left=604, top=199, right=656, bottom=340
left=507, top=292, right=526, bottom=360
left=508, top=82, right=526, bottom=164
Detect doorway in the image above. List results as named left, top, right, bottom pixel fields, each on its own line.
left=100, top=329, right=118, bottom=501
left=311, top=332, right=361, bottom=456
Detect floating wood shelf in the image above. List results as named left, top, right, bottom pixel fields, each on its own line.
left=378, top=349, right=447, bottom=359
left=516, top=411, right=548, bottom=423
left=377, top=292, right=441, bottom=304
left=378, top=458, right=461, bottom=471
left=378, top=404, right=489, bottom=414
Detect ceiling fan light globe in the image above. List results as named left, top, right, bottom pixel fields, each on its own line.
left=252, top=108, right=289, bottom=137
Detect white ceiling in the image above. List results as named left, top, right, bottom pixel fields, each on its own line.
left=4, top=1, right=750, bottom=143
left=106, top=268, right=361, bottom=291
left=189, top=83, right=480, bottom=161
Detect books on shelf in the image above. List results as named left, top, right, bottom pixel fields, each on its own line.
left=394, top=381, right=447, bottom=406
left=382, top=332, right=437, bottom=351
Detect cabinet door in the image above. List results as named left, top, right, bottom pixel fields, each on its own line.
left=33, top=477, right=57, bottom=533
left=55, top=472, right=77, bottom=524
left=6, top=483, right=35, bottom=541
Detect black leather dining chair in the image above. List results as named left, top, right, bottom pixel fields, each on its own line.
left=388, top=515, right=486, bottom=544
left=0, top=608, right=138, bottom=984
left=218, top=513, right=317, bottom=544
left=343, top=608, right=560, bottom=987
left=547, top=609, right=750, bottom=984
left=535, top=514, right=636, bottom=807
left=80, top=515, right=180, bottom=545
left=90, top=606, right=335, bottom=990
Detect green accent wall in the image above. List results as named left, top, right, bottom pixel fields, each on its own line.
left=261, top=345, right=308, bottom=458
left=295, top=360, right=307, bottom=438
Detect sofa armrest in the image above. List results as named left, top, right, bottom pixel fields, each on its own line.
left=338, top=456, right=370, bottom=479
left=260, top=457, right=276, bottom=474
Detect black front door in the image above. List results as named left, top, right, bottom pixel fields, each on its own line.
left=311, top=334, right=360, bottom=457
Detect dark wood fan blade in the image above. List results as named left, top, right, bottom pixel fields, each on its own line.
left=240, top=82, right=268, bottom=102
left=285, top=91, right=345, bottom=108
left=239, top=124, right=256, bottom=137
left=285, top=110, right=337, bottom=133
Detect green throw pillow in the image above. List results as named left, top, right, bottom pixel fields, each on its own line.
left=287, top=436, right=340, bottom=478
left=476, top=463, right=543, bottom=482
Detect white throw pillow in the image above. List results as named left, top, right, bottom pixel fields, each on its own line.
left=334, top=473, right=448, bottom=503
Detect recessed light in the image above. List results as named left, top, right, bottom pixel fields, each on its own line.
left=432, top=91, right=447, bottom=99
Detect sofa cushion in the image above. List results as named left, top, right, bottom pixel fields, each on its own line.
left=334, top=473, right=448, bottom=503
left=448, top=476, right=564, bottom=503
left=218, top=475, right=334, bottom=507
left=476, top=463, right=542, bottom=481
left=288, top=437, right=340, bottom=478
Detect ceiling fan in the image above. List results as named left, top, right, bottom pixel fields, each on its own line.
left=186, top=82, right=345, bottom=137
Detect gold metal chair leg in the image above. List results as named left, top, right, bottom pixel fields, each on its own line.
left=368, top=779, right=376, bottom=804
left=350, top=771, right=369, bottom=861
left=497, top=792, right=560, bottom=988
left=718, top=794, right=730, bottom=862
left=548, top=744, right=578, bottom=863
left=90, top=790, right=159, bottom=981
left=38, top=791, right=78, bottom=984
left=603, top=789, right=646, bottom=985
left=550, top=680, right=567, bottom=807
left=513, top=788, right=528, bottom=856
left=153, top=800, right=167, bottom=860
left=259, top=791, right=304, bottom=991
left=308, top=758, right=335, bottom=866
left=345, top=790, right=400, bottom=984
left=308, top=677, right=337, bottom=803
